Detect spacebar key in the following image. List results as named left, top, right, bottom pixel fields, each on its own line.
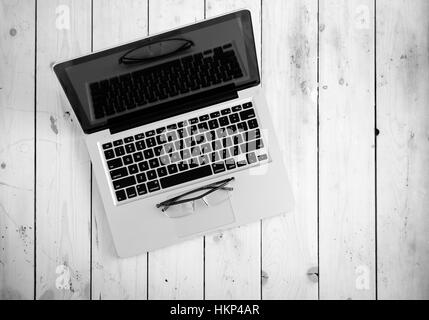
left=160, top=165, right=213, bottom=189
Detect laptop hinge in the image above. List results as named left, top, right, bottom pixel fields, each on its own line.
left=108, top=84, right=239, bottom=135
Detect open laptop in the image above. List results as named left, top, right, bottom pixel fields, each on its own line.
left=53, top=10, right=294, bottom=258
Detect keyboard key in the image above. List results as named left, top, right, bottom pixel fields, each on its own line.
left=178, top=161, right=189, bottom=171
left=219, top=116, right=229, bottom=126
left=102, top=142, right=113, bottom=150
left=237, top=160, right=247, bottom=167
left=199, top=154, right=210, bottom=165
left=146, top=137, right=156, bottom=148
left=167, top=124, right=177, bottom=130
left=138, top=161, right=149, bottom=172
left=128, top=164, right=138, bottom=175
left=189, top=158, right=199, bottom=168
left=182, top=149, right=191, bottom=160
left=107, top=158, right=123, bottom=170
left=232, top=134, right=243, bottom=145
left=147, top=170, right=157, bottom=180
left=210, top=111, right=220, bottom=118
left=243, top=102, right=253, bottom=109
left=156, top=134, right=167, bottom=145
left=248, top=118, right=258, bottom=129
left=110, top=167, right=128, bottom=180
left=145, top=130, right=155, bottom=137
left=113, top=139, right=123, bottom=146
left=147, top=180, right=161, bottom=193
left=157, top=167, right=168, bottom=177
left=136, top=184, right=147, bottom=195
left=221, top=108, right=231, bottom=115
left=258, top=154, right=268, bottom=161
left=198, top=122, right=208, bottom=131
left=136, top=173, right=147, bottom=183
left=133, top=152, right=144, bottom=162
left=212, top=140, right=223, bottom=151
left=124, top=136, right=134, bottom=143
left=229, top=113, right=240, bottom=124
left=167, top=164, right=179, bottom=174
left=156, top=127, right=166, bottom=134
left=177, top=121, right=187, bottom=128
left=232, top=105, right=242, bottom=112
left=149, top=158, right=160, bottom=169
left=225, top=158, right=236, bottom=170
left=210, top=151, right=221, bottom=162
left=115, top=189, right=127, bottom=202
left=123, top=155, right=133, bottom=165
left=104, top=149, right=115, bottom=160
left=222, top=137, right=233, bottom=148
left=143, top=149, right=154, bottom=159
left=240, top=109, right=256, bottom=121
left=212, top=162, right=226, bottom=173
left=114, top=146, right=125, bottom=157
left=230, top=146, right=241, bottom=156
left=166, top=131, right=177, bottom=142
left=220, top=149, right=230, bottom=159
left=126, top=186, right=137, bottom=198
left=113, top=176, right=136, bottom=190
left=125, top=143, right=136, bottom=154
left=200, top=143, right=212, bottom=154
left=136, top=140, right=146, bottom=150
left=189, top=117, right=198, bottom=124
left=160, top=165, right=213, bottom=189
left=208, top=119, right=219, bottom=130
left=159, top=155, right=170, bottom=166
left=246, top=152, right=258, bottom=164
left=199, top=114, right=209, bottom=121
left=171, top=152, right=181, bottom=163
left=154, top=146, right=163, bottom=156
left=237, top=121, right=248, bottom=132
left=135, top=133, right=145, bottom=140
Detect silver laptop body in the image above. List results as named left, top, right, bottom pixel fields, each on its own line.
left=54, top=10, right=294, bottom=257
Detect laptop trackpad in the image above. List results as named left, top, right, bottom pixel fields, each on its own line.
left=173, top=196, right=235, bottom=238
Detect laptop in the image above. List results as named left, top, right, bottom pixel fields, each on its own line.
left=53, top=10, right=294, bottom=257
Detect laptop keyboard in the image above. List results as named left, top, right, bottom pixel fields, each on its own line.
left=101, top=101, right=268, bottom=203
left=90, top=43, right=243, bottom=119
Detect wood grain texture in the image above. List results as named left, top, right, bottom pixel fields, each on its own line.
left=261, top=0, right=318, bottom=299
left=319, top=0, right=376, bottom=299
left=204, top=0, right=262, bottom=300
left=91, top=0, right=148, bottom=300
left=147, top=0, right=204, bottom=300
left=377, top=0, right=429, bottom=299
left=36, top=0, right=91, bottom=300
left=0, top=0, right=35, bottom=300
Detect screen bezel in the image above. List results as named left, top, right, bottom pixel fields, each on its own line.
left=53, top=10, right=260, bottom=134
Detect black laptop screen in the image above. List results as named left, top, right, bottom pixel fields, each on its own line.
left=53, top=10, right=260, bottom=134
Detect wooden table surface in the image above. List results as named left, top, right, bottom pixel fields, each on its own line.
left=1, top=0, right=428, bottom=300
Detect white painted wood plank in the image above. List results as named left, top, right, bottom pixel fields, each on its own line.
left=91, top=0, right=148, bottom=300
left=0, top=0, right=35, bottom=300
left=147, top=0, right=204, bottom=300
left=319, top=0, right=375, bottom=299
left=377, top=0, right=429, bottom=299
left=204, top=0, right=262, bottom=300
left=261, top=0, right=318, bottom=299
left=36, top=0, right=91, bottom=300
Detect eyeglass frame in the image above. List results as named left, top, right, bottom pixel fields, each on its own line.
left=118, top=38, right=194, bottom=65
left=156, top=177, right=235, bottom=215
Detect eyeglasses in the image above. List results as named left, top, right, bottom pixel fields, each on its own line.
left=118, top=38, right=194, bottom=65
left=156, top=177, right=235, bottom=219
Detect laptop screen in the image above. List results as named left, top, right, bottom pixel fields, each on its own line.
left=54, top=10, right=260, bottom=134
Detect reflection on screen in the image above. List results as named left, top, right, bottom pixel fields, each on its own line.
left=62, top=12, right=258, bottom=130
